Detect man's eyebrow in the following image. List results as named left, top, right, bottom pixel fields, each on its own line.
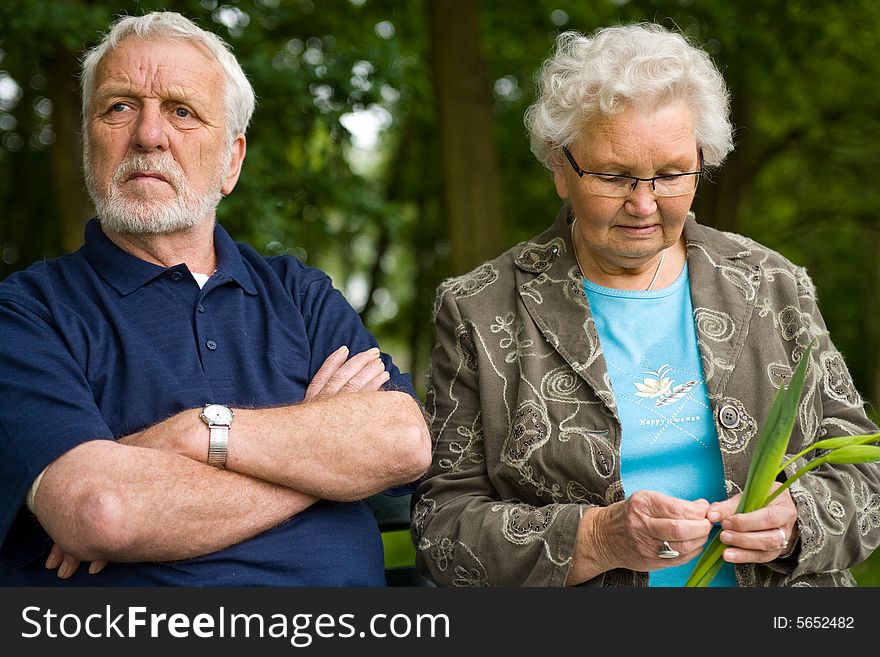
left=92, top=83, right=135, bottom=99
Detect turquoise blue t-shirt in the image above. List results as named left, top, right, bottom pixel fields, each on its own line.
left=583, top=262, right=737, bottom=587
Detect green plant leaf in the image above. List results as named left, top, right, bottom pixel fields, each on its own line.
left=686, top=342, right=814, bottom=587
left=684, top=533, right=725, bottom=587
left=765, top=445, right=880, bottom=507
left=741, top=342, right=815, bottom=513
left=824, top=445, right=880, bottom=464
left=777, top=433, right=880, bottom=475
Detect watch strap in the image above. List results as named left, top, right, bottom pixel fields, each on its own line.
left=206, top=424, right=229, bottom=468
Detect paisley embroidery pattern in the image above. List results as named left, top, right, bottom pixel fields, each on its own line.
left=494, top=503, right=561, bottom=544
left=502, top=401, right=550, bottom=465
left=852, top=479, right=880, bottom=536
left=432, top=263, right=498, bottom=319
left=514, top=238, right=564, bottom=273
left=779, top=305, right=808, bottom=341
left=455, top=323, right=478, bottom=372
left=821, top=350, right=861, bottom=407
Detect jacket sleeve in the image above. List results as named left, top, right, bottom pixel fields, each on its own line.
left=412, top=283, right=586, bottom=586
left=780, top=266, right=880, bottom=581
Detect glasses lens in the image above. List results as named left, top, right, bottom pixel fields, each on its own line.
left=585, top=172, right=700, bottom=198
left=586, top=176, right=635, bottom=197
left=654, top=174, right=698, bottom=197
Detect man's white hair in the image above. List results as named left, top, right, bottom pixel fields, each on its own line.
left=80, top=11, right=256, bottom=141
left=524, top=23, right=734, bottom=170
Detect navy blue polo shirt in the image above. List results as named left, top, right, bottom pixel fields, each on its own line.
left=0, top=219, right=416, bottom=586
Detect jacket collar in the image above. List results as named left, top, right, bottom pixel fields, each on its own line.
left=514, top=204, right=618, bottom=413
left=682, top=214, right=762, bottom=399
left=83, top=218, right=258, bottom=296
left=513, top=207, right=761, bottom=413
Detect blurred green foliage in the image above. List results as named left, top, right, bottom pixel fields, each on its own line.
left=1, top=0, right=878, bottom=585
left=381, top=529, right=417, bottom=569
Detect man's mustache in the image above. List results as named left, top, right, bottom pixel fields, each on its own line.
left=112, top=154, right=184, bottom=191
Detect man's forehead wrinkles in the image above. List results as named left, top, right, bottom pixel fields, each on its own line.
left=97, top=37, right=219, bottom=82
left=96, top=60, right=219, bottom=104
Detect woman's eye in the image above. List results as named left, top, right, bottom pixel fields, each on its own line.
left=596, top=175, right=628, bottom=184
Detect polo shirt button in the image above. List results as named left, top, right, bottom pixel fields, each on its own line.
left=206, top=340, right=218, bottom=351
left=169, top=271, right=183, bottom=282
left=197, top=304, right=205, bottom=313
left=718, top=404, right=741, bottom=429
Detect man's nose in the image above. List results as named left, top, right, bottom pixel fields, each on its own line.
left=131, top=104, right=170, bottom=152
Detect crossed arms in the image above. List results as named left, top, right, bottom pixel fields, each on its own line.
left=32, top=346, right=431, bottom=575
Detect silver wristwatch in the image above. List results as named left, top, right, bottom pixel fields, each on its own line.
left=200, top=404, right=234, bottom=468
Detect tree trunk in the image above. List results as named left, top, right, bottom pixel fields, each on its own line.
left=427, top=0, right=504, bottom=276
left=1, top=64, right=38, bottom=279
left=692, top=90, right=750, bottom=232
left=864, top=223, right=880, bottom=412
left=47, top=50, right=93, bottom=253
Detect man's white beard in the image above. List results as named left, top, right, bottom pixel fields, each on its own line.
left=84, top=145, right=228, bottom=236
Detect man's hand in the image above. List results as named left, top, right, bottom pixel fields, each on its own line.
left=226, top=344, right=429, bottom=500
left=45, top=543, right=106, bottom=579
left=305, top=346, right=390, bottom=400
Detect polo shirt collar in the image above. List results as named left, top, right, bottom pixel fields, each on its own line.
left=212, top=220, right=258, bottom=295
left=83, top=218, right=258, bottom=296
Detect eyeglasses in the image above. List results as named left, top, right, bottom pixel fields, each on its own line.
left=562, top=146, right=703, bottom=198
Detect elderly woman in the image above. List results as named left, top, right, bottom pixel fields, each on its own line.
left=412, top=23, right=880, bottom=587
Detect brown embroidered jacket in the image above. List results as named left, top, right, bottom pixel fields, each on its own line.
left=413, top=205, right=880, bottom=587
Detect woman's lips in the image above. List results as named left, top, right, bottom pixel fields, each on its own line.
left=616, top=224, right=659, bottom=236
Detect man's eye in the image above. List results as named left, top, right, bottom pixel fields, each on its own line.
left=174, top=107, right=191, bottom=118
left=110, top=103, right=129, bottom=113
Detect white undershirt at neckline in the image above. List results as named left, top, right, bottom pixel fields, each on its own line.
left=192, top=272, right=211, bottom=288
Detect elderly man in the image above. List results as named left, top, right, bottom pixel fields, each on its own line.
left=0, top=12, right=430, bottom=586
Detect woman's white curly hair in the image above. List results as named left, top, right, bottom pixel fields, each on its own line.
left=524, top=23, right=733, bottom=170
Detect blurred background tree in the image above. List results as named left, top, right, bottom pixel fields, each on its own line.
left=1, top=0, right=878, bottom=583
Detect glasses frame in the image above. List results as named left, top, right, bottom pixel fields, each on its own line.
left=561, top=146, right=704, bottom=198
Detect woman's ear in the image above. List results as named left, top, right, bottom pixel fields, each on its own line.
left=553, top=164, right=570, bottom=200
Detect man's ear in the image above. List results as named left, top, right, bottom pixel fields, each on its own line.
left=220, top=135, right=247, bottom=196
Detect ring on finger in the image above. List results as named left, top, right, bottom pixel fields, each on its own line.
left=776, top=528, right=788, bottom=551
left=657, top=540, right=680, bottom=559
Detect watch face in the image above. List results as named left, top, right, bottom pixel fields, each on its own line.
left=202, top=404, right=234, bottom=425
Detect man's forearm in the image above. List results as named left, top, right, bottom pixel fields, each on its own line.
left=34, top=440, right=316, bottom=563
left=226, top=390, right=432, bottom=500
left=146, top=391, right=431, bottom=501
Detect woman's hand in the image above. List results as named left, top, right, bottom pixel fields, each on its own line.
left=567, top=490, right=714, bottom=585
left=707, top=482, right=799, bottom=563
